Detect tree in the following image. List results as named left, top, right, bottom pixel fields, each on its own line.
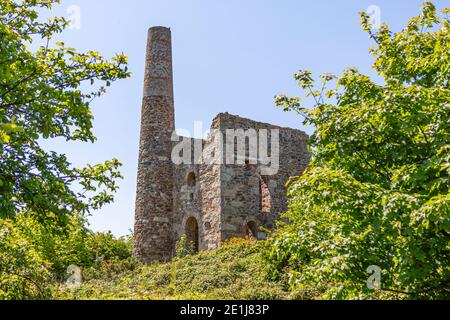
left=266, top=2, right=450, bottom=299
left=0, top=0, right=130, bottom=226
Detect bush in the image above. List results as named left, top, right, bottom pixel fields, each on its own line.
left=0, top=218, right=53, bottom=299
left=0, top=212, right=135, bottom=299
left=175, top=235, right=196, bottom=259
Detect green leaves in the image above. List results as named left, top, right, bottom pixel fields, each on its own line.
left=267, top=2, right=450, bottom=299
left=0, top=0, right=130, bottom=222
left=0, top=212, right=135, bottom=299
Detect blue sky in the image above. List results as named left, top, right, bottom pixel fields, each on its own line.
left=38, top=0, right=446, bottom=236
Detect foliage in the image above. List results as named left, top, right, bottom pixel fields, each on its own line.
left=0, top=0, right=130, bottom=300
left=38, top=219, right=134, bottom=280
left=0, top=0, right=130, bottom=224
left=267, top=2, right=450, bottom=299
left=54, top=239, right=302, bottom=300
left=0, top=212, right=135, bottom=300
left=223, top=236, right=257, bottom=246
left=0, top=218, right=53, bottom=299
left=85, top=231, right=133, bottom=263
left=175, top=235, right=197, bottom=259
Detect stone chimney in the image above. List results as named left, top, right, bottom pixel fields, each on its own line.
left=134, top=27, right=175, bottom=263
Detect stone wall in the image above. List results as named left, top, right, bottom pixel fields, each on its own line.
left=172, top=137, right=205, bottom=251
left=171, top=133, right=224, bottom=252
left=213, top=113, right=310, bottom=242
left=198, top=131, right=223, bottom=251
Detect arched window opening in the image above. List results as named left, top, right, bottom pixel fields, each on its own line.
left=259, top=177, right=272, bottom=212
left=246, top=221, right=258, bottom=239
left=187, top=172, right=196, bottom=187
left=185, top=217, right=199, bottom=252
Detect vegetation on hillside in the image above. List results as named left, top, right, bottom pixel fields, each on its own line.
left=0, top=215, right=306, bottom=300
left=53, top=238, right=303, bottom=300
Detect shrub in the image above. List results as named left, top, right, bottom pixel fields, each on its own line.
left=0, top=212, right=136, bottom=299
left=0, top=219, right=53, bottom=299
left=175, top=235, right=196, bottom=259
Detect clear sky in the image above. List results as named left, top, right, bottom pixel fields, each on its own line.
left=38, top=0, right=446, bottom=236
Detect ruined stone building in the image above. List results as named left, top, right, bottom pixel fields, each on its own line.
left=134, top=27, right=310, bottom=263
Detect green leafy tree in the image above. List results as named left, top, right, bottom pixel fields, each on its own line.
left=0, top=0, right=130, bottom=224
left=266, top=2, right=449, bottom=299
